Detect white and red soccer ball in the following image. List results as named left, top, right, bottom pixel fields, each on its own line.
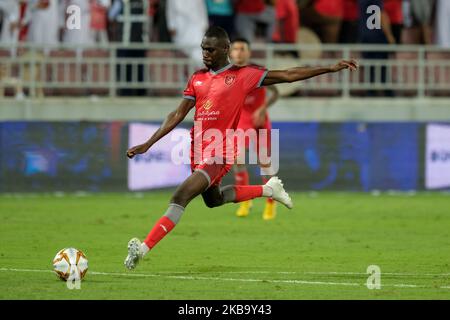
left=52, top=248, right=88, bottom=281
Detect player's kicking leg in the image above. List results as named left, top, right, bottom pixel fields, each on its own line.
left=124, top=171, right=209, bottom=270
left=202, top=176, right=293, bottom=211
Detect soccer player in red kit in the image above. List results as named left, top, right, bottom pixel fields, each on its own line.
left=230, top=38, right=280, bottom=220
left=124, top=26, right=358, bottom=270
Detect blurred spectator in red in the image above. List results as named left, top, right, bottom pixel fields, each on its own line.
left=383, top=0, right=402, bottom=43
left=166, top=0, right=208, bottom=66
left=19, top=1, right=29, bottom=41
left=339, top=0, right=358, bottom=43
left=403, top=0, right=435, bottom=45
left=435, top=0, right=450, bottom=48
left=301, top=0, right=344, bottom=43
left=272, top=0, right=299, bottom=44
left=90, top=0, right=110, bottom=44
left=235, top=0, right=276, bottom=43
left=206, top=0, right=235, bottom=39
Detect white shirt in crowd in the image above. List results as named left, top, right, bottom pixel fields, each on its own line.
left=0, top=0, right=20, bottom=44
left=24, top=0, right=60, bottom=46
left=436, top=0, right=450, bottom=48
left=166, top=0, right=208, bottom=67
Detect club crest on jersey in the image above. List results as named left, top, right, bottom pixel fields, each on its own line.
left=202, top=100, right=213, bottom=110
left=225, top=75, right=236, bottom=86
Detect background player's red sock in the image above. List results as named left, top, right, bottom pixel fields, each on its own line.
left=234, top=185, right=263, bottom=202
left=143, top=216, right=175, bottom=249
left=234, top=170, right=249, bottom=186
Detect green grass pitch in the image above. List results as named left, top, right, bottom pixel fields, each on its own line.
left=0, top=191, right=449, bottom=299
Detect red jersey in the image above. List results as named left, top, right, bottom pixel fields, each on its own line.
left=383, top=0, right=403, bottom=24
left=183, top=64, right=268, bottom=164
left=238, top=87, right=270, bottom=130
left=343, top=0, right=358, bottom=21
left=314, top=0, right=344, bottom=18
left=272, top=0, right=299, bottom=43
left=90, top=2, right=107, bottom=30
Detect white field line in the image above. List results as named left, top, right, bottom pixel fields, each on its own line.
left=0, top=267, right=449, bottom=290
left=146, top=271, right=450, bottom=277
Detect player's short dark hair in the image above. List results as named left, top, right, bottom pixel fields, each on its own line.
left=231, top=38, right=251, bottom=48
left=204, top=26, right=230, bottom=43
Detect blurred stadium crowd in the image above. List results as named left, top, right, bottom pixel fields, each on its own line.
left=1, top=0, right=449, bottom=99
left=0, top=0, right=449, bottom=48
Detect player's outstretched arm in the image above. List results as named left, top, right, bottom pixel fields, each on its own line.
left=261, top=59, right=358, bottom=86
left=126, top=98, right=195, bottom=158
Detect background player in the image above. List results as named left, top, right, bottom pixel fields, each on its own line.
left=230, top=38, right=280, bottom=220
left=124, top=26, right=358, bottom=270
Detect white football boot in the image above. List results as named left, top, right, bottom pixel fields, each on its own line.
left=265, top=177, right=293, bottom=209
left=124, top=237, right=143, bottom=270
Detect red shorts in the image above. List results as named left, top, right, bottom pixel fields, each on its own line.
left=190, top=138, right=235, bottom=187
left=191, top=160, right=233, bottom=187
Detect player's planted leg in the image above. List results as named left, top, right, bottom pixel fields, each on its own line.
left=124, top=171, right=209, bottom=270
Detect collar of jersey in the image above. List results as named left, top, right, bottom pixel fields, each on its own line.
left=209, top=63, right=233, bottom=75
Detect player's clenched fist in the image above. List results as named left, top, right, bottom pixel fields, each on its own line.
left=126, top=143, right=150, bottom=159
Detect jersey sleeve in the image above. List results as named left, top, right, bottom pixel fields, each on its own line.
left=243, top=66, right=269, bottom=93
left=183, top=75, right=196, bottom=101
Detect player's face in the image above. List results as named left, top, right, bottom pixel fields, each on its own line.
left=201, top=37, right=229, bottom=69
left=230, top=42, right=251, bottom=66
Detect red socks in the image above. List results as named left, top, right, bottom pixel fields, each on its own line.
left=232, top=172, right=273, bottom=203
left=234, top=171, right=260, bottom=202
left=143, top=216, right=175, bottom=249
left=233, top=185, right=263, bottom=202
